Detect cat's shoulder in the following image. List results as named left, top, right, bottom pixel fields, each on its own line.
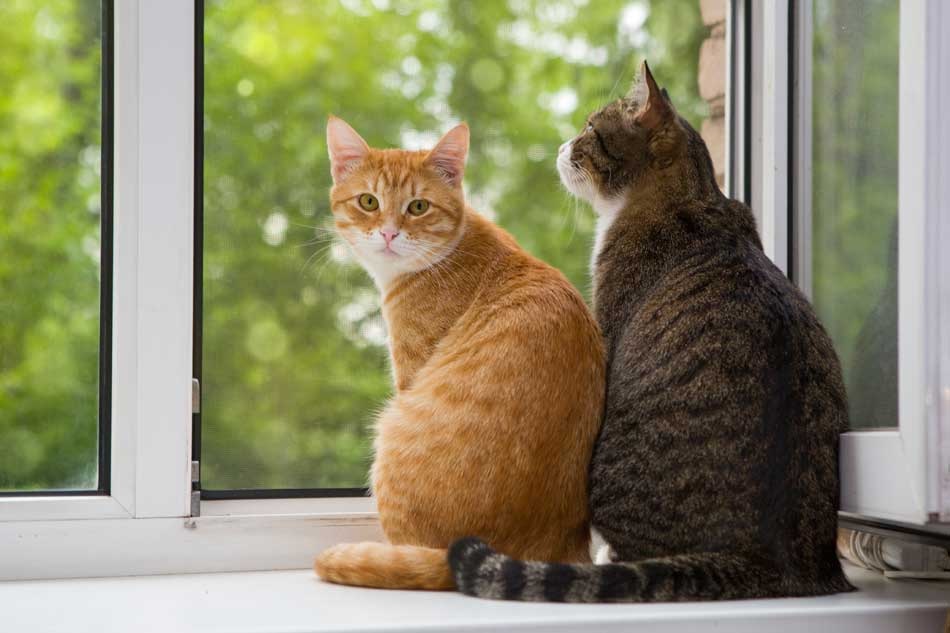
left=451, top=211, right=581, bottom=309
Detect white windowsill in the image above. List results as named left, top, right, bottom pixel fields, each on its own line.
left=1, top=563, right=946, bottom=633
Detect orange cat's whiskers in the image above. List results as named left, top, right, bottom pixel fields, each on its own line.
left=410, top=248, right=469, bottom=295
left=293, top=233, right=337, bottom=250
left=415, top=248, right=489, bottom=294
left=290, top=221, right=336, bottom=231
left=300, top=243, right=336, bottom=276
left=410, top=240, right=473, bottom=265
left=412, top=238, right=496, bottom=267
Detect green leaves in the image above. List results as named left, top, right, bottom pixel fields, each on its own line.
left=0, top=0, right=102, bottom=491
left=1, top=0, right=712, bottom=491
left=200, top=0, right=709, bottom=489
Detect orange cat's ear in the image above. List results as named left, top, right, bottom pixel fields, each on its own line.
left=425, top=123, right=469, bottom=187
left=327, top=116, right=370, bottom=183
left=628, top=61, right=674, bottom=130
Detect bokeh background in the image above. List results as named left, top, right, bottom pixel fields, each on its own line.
left=1, top=0, right=897, bottom=492
left=0, top=0, right=104, bottom=490
left=200, top=0, right=712, bottom=489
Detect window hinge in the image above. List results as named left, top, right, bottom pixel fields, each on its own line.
left=189, top=380, right=201, bottom=520
left=190, top=460, right=201, bottom=518
left=191, top=378, right=200, bottom=414
left=190, top=490, right=201, bottom=519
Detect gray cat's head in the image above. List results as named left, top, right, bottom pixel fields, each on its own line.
left=557, top=61, right=714, bottom=215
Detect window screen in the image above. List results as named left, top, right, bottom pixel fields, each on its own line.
left=199, top=0, right=729, bottom=493
left=0, top=0, right=112, bottom=494
left=809, top=0, right=898, bottom=429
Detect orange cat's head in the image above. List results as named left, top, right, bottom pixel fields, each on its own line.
left=326, top=116, right=469, bottom=286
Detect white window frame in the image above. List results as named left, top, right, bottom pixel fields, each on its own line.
left=0, top=0, right=378, bottom=582
left=749, top=0, right=950, bottom=527
left=3, top=0, right=947, bottom=582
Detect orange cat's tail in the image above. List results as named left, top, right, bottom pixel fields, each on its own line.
left=314, top=542, right=454, bottom=590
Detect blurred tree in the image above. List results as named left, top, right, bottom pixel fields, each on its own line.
left=201, top=0, right=709, bottom=489
left=0, top=0, right=103, bottom=490
left=11, top=1, right=898, bottom=491
left=810, top=0, right=899, bottom=429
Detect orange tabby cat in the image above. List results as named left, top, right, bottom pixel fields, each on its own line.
left=313, top=117, right=605, bottom=590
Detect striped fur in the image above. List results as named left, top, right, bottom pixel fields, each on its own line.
left=449, top=62, right=853, bottom=602
left=315, top=543, right=453, bottom=590
left=450, top=538, right=852, bottom=602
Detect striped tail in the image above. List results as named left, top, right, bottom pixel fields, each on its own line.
left=315, top=542, right=454, bottom=590
left=449, top=538, right=844, bottom=602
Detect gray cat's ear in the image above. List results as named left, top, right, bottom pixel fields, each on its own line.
left=629, top=61, right=674, bottom=130
left=426, top=123, right=469, bottom=187
left=327, top=116, right=370, bottom=183
left=627, top=63, right=649, bottom=106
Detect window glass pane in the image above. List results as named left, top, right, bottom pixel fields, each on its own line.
left=202, top=0, right=729, bottom=490
left=811, top=0, right=898, bottom=429
left=0, top=1, right=107, bottom=491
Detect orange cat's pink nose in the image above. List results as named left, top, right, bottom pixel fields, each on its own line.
left=381, top=229, right=400, bottom=245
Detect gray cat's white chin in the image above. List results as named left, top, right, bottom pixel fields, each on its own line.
left=556, top=150, right=626, bottom=217
left=556, top=149, right=595, bottom=205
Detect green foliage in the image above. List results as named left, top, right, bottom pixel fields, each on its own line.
left=0, top=1, right=102, bottom=491
left=810, top=0, right=898, bottom=428
left=18, top=1, right=899, bottom=490
left=201, top=0, right=708, bottom=488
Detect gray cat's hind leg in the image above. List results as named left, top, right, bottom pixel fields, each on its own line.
left=590, top=527, right=618, bottom=564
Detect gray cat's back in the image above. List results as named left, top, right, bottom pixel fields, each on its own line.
left=591, top=204, right=847, bottom=591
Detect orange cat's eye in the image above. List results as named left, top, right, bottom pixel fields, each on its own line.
left=358, top=193, right=379, bottom=211
left=407, top=199, right=430, bottom=216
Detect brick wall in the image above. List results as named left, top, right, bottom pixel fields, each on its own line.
left=698, top=0, right=727, bottom=188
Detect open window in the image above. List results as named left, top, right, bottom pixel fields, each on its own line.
left=2, top=0, right=946, bottom=582
left=0, top=0, right=121, bottom=520
left=193, top=0, right=732, bottom=515
left=752, top=0, right=950, bottom=531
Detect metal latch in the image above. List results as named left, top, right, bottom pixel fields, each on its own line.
left=190, top=460, right=200, bottom=518
left=191, top=378, right=200, bottom=414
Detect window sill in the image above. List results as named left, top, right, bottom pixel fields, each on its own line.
left=1, top=563, right=946, bottom=633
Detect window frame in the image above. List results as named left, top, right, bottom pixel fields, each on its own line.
left=0, top=0, right=115, bottom=502
left=0, top=0, right=379, bottom=581
left=1, top=0, right=193, bottom=525
left=189, top=0, right=372, bottom=502
left=750, top=0, right=950, bottom=526
left=0, top=0, right=123, bottom=519
left=3, top=0, right=946, bottom=583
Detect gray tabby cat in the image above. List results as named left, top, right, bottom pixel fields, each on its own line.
left=448, top=62, right=854, bottom=601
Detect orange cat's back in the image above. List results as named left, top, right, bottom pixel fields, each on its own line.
left=376, top=211, right=603, bottom=558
